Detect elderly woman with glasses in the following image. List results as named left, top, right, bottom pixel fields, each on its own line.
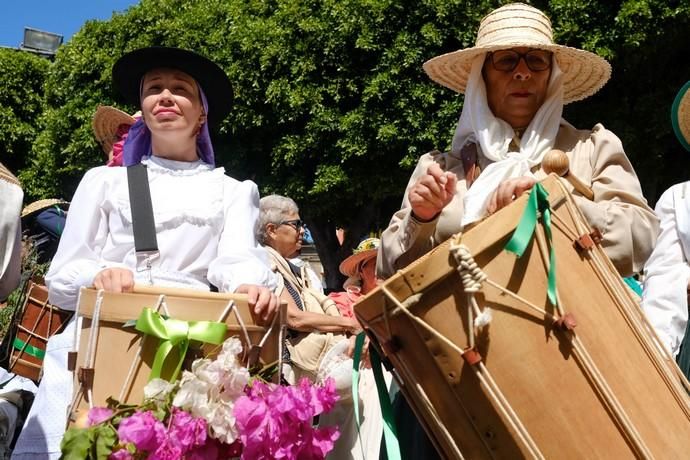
left=378, top=3, right=658, bottom=281
left=257, top=194, right=387, bottom=459
left=376, top=4, right=659, bottom=458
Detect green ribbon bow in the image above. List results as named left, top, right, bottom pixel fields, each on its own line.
left=135, top=308, right=228, bottom=382
left=504, top=183, right=558, bottom=306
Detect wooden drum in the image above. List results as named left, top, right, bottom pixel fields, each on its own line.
left=69, top=285, right=284, bottom=421
left=355, top=175, right=690, bottom=459
left=8, top=280, right=73, bottom=381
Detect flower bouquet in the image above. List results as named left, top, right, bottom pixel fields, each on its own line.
left=61, top=337, right=340, bottom=459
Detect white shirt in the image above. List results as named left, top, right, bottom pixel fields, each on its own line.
left=642, top=182, right=690, bottom=357
left=46, top=155, right=275, bottom=310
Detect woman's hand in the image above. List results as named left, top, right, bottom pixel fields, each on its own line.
left=235, top=284, right=278, bottom=323
left=93, top=268, right=135, bottom=293
left=408, top=163, right=457, bottom=222
left=487, top=176, right=536, bottom=214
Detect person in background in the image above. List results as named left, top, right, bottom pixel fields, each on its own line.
left=92, top=105, right=138, bottom=167
left=13, top=46, right=277, bottom=459
left=258, top=194, right=386, bottom=460
left=20, top=199, right=69, bottom=265
left=642, top=80, right=690, bottom=376
left=329, top=237, right=380, bottom=318
left=0, top=163, right=23, bottom=302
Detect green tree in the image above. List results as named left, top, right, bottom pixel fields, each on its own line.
left=14, top=0, right=690, bottom=288
left=0, top=49, right=48, bottom=174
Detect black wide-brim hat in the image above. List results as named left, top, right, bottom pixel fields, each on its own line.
left=112, top=47, right=233, bottom=128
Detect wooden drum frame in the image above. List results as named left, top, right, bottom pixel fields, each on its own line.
left=355, top=175, right=690, bottom=459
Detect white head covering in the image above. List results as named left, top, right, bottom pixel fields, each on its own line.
left=453, top=54, right=564, bottom=225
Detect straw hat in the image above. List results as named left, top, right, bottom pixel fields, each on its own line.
left=112, top=47, right=233, bottom=128
left=0, top=162, right=20, bottom=187
left=672, top=80, right=690, bottom=152
left=339, top=237, right=380, bottom=278
left=21, top=198, right=69, bottom=219
left=423, top=3, right=611, bottom=104
left=92, top=106, right=137, bottom=155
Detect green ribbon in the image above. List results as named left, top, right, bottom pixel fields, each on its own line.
left=13, top=337, right=45, bottom=360
left=504, top=183, right=557, bottom=306
left=352, top=332, right=401, bottom=460
left=134, top=308, right=228, bottom=381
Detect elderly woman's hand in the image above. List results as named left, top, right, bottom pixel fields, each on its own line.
left=235, top=284, right=278, bottom=324
left=93, top=268, right=135, bottom=293
left=487, top=176, right=536, bottom=214
left=408, top=163, right=457, bottom=222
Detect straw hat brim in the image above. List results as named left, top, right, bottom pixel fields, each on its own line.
left=92, top=106, right=136, bottom=154
left=21, top=199, right=69, bottom=219
left=672, top=80, right=690, bottom=152
left=112, top=47, right=233, bottom=129
left=0, top=163, right=20, bottom=187
left=339, top=249, right=377, bottom=278
left=423, top=43, right=612, bottom=104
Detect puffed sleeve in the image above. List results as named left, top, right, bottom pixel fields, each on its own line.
left=45, top=167, right=123, bottom=310
left=377, top=152, right=455, bottom=280
left=208, top=179, right=277, bottom=292
left=572, top=125, right=659, bottom=277
left=0, top=180, right=23, bottom=300
left=641, top=184, right=690, bottom=357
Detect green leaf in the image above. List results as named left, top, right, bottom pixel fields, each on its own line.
left=60, top=427, right=95, bottom=460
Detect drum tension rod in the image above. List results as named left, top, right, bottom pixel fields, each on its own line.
left=462, top=346, right=482, bottom=365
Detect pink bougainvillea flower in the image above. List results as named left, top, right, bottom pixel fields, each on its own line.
left=117, top=411, right=165, bottom=452
left=108, top=448, right=133, bottom=460
left=169, top=407, right=207, bottom=452
left=86, top=407, right=114, bottom=426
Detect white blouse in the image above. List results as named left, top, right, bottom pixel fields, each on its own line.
left=642, top=182, right=690, bottom=357
left=46, top=155, right=276, bottom=310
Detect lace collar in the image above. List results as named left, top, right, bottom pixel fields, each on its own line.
left=141, top=155, right=215, bottom=176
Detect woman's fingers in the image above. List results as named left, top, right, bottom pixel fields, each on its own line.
left=409, top=166, right=457, bottom=221
left=93, top=268, right=134, bottom=293
left=488, top=177, right=537, bottom=214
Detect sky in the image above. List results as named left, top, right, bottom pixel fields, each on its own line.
left=0, top=0, right=140, bottom=49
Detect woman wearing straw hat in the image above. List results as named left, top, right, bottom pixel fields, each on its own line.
left=378, top=3, right=658, bottom=280
left=0, top=163, right=23, bottom=302
left=329, top=237, right=381, bottom=318
left=92, top=105, right=138, bottom=166
left=641, top=81, right=690, bottom=377
left=13, top=46, right=277, bottom=459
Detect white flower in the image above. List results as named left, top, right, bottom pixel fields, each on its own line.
left=143, top=378, right=175, bottom=402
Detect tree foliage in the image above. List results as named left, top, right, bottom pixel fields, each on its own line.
left=6, top=0, right=690, bottom=287
left=0, top=49, right=48, bottom=174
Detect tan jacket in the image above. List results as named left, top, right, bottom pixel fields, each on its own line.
left=377, top=122, right=659, bottom=278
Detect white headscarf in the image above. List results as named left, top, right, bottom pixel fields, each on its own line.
left=452, top=54, right=564, bottom=226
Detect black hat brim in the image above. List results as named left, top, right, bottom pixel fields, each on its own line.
left=112, top=47, right=233, bottom=128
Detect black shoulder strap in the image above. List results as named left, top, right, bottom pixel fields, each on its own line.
left=126, top=164, right=158, bottom=253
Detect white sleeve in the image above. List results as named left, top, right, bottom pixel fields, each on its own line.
left=208, top=179, right=277, bottom=292
left=45, top=168, right=118, bottom=310
left=0, top=180, right=23, bottom=300
left=641, top=185, right=690, bottom=357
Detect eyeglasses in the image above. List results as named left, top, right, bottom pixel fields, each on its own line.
left=279, top=219, right=304, bottom=231
left=487, top=49, right=553, bottom=72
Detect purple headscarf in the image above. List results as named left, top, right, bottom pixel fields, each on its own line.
left=122, top=83, right=214, bottom=166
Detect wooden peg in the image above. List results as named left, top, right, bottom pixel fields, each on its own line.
left=542, top=149, right=594, bottom=200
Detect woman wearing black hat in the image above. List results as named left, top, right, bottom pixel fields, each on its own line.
left=12, top=47, right=277, bottom=459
